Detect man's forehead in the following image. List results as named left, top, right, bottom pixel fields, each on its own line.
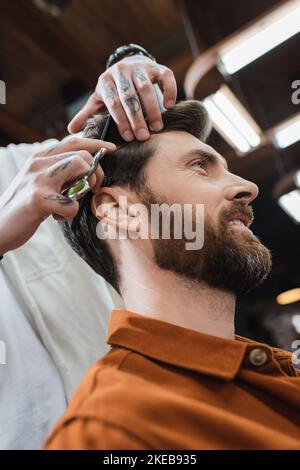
left=151, top=130, right=228, bottom=169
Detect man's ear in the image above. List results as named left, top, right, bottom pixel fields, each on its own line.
left=91, top=187, right=141, bottom=236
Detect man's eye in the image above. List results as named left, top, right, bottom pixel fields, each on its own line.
left=192, top=159, right=208, bottom=171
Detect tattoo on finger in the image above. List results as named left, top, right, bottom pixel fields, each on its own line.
left=125, top=96, right=141, bottom=115
left=44, top=194, right=73, bottom=205
left=48, top=159, right=72, bottom=178
left=43, top=142, right=64, bottom=156
left=135, top=67, right=148, bottom=83
left=104, top=82, right=117, bottom=103
left=119, top=72, right=131, bottom=93
left=148, top=65, right=163, bottom=83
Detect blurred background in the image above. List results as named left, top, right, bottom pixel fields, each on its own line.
left=0, top=0, right=300, bottom=352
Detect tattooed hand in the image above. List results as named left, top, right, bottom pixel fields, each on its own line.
left=0, top=138, right=116, bottom=256
left=68, top=55, right=177, bottom=142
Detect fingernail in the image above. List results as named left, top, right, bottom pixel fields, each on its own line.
left=123, top=130, right=134, bottom=141
left=105, top=142, right=116, bottom=150
left=137, top=129, right=150, bottom=140
left=150, top=121, right=163, bottom=132
left=166, top=100, right=174, bottom=108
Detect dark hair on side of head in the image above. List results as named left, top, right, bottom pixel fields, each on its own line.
left=60, top=100, right=211, bottom=294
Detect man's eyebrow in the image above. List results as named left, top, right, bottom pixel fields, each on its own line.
left=184, top=149, right=228, bottom=170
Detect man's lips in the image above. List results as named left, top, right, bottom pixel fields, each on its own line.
left=227, top=213, right=253, bottom=228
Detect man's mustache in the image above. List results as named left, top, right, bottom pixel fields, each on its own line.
left=221, top=201, right=254, bottom=227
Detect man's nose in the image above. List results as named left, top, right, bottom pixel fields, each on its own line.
left=224, top=176, right=259, bottom=204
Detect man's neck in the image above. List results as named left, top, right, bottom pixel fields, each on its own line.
left=120, top=247, right=236, bottom=340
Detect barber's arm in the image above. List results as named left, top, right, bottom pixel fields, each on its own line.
left=0, top=138, right=115, bottom=257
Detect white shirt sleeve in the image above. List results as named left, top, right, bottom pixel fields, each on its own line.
left=0, top=140, right=124, bottom=400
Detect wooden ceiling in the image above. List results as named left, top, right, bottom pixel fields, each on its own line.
left=0, top=0, right=192, bottom=144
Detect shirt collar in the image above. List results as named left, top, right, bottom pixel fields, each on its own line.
left=106, top=309, right=266, bottom=381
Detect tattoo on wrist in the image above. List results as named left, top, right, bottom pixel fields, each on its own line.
left=119, top=72, right=131, bottom=93
left=125, top=96, right=141, bottom=115
left=135, top=67, right=148, bottom=82
left=44, top=194, right=73, bottom=205
left=48, top=159, right=72, bottom=178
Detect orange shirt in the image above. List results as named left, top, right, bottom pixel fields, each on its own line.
left=45, top=309, right=300, bottom=450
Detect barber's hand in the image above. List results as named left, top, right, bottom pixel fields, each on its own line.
left=68, top=55, right=177, bottom=142
left=0, top=138, right=116, bottom=256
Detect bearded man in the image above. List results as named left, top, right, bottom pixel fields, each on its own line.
left=45, top=100, right=300, bottom=450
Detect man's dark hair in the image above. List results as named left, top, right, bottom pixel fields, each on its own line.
left=61, top=100, right=211, bottom=294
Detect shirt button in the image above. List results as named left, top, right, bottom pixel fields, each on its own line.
left=248, top=348, right=268, bottom=367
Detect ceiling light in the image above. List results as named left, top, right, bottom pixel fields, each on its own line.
left=291, top=314, right=300, bottom=333
left=219, top=0, right=300, bottom=74
left=277, top=288, right=300, bottom=305
left=278, top=190, right=300, bottom=223
left=203, top=85, right=261, bottom=154
left=273, top=113, right=300, bottom=149
left=273, top=169, right=300, bottom=224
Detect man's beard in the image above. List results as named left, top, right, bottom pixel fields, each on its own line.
left=142, top=190, right=272, bottom=295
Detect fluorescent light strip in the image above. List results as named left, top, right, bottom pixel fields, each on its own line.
left=213, top=89, right=261, bottom=147
left=220, top=1, right=300, bottom=74
left=295, top=170, right=300, bottom=187
left=204, top=86, right=262, bottom=154
left=278, top=189, right=300, bottom=223
left=274, top=115, right=300, bottom=148
left=203, top=98, right=251, bottom=153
